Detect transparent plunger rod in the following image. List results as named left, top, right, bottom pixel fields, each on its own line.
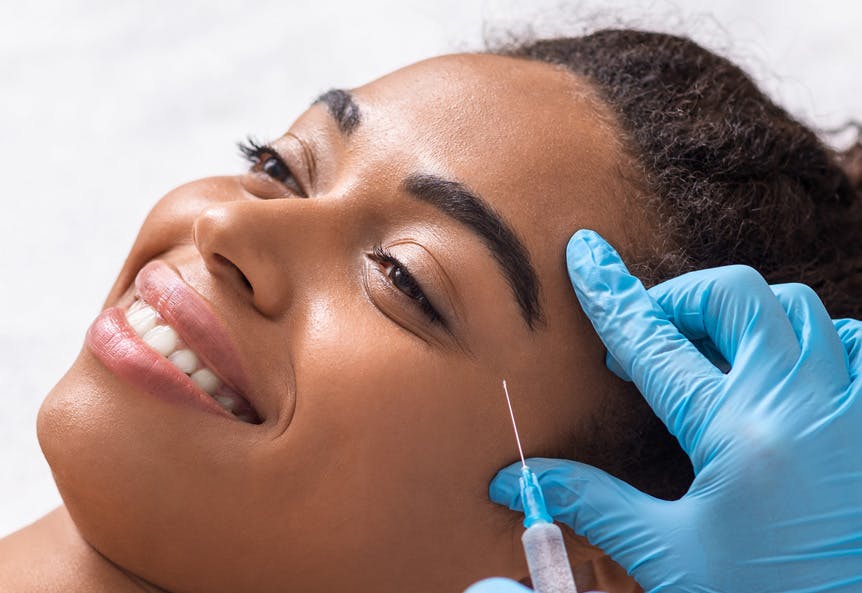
left=519, top=466, right=577, bottom=593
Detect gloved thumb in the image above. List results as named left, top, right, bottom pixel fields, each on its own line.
left=489, top=458, right=658, bottom=568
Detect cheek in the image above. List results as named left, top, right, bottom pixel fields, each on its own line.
left=105, top=178, right=240, bottom=305
left=240, top=301, right=520, bottom=585
left=132, top=181, right=217, bottom=255
left=279, top=300, right=511, bottom=500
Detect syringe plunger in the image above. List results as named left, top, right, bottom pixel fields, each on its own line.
left=519, top=465, right=577, bottom=593
left=522, top=521, right=577, bottom=593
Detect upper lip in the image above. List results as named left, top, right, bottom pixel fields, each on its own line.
left=134, top=260, right=264, bottom=421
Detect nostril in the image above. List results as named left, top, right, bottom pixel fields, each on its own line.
left=241, top=273, right=252, bottom=292
left=213, top=253, right=253, bottom=293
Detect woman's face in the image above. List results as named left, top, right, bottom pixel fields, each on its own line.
left=38, top=54, right=638, bottom=592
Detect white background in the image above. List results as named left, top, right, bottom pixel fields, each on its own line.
left=2, top=0, right=861, bottom=537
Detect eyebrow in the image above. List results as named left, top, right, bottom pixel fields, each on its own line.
left=404, top=174, right=544, bottom=330
left=313, top=89, right=361, bottom=135
left=313, top=88, right=544, bottom=329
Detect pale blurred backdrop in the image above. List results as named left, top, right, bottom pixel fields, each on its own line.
left=2, top=0, right=861, bottom=536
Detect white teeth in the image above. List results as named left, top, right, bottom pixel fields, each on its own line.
left=126, top=304, right=158, bottom=337
left=214, top=394, right=241, bottom=412
left=168, top=349, right=198, bottom=375
left=142, top=325, right=179, bottom=357
left=125, top=299, right=256, bottom=423
left=235, top=411, right=258, bottom=423
left=190, top=368, right=221, bottom=395
left=128, top=299, right=146, bottom=315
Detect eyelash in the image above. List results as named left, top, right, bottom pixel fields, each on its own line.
left=370, top=246, right=443, bottom=326
left=238, top=137, right=305, bottom=197
left=239, top=139, right=443, bottom=328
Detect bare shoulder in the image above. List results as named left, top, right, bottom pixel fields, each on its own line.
left=0, top=507, right=151, bottom=593
left=0, top=508, right=65, bottom=591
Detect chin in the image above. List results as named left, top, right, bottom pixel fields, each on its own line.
left=37, top=349, right=157, bottom=538
left=35, top=349, right=281, bottom=592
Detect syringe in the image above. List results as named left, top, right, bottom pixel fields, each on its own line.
left=503, top=380, right=577, bottom=593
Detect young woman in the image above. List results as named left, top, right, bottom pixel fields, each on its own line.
left=1, top=29, right=859, bottom=593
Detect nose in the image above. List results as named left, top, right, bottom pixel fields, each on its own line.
left=192, top=198, right=347, bottom=318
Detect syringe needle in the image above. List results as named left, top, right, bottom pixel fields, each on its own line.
left=502, top=379, right=527, bottom=468
left=502, top=379, right=577, bottom=593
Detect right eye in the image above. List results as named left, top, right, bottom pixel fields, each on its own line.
left=238, top=138, right=306, bottom=197
left=369, top=245, right=445, bottom=326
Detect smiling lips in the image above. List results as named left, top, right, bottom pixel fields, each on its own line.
left=85, top=261, right=262, bottom=424
left=123, top=299, right=259, bottom=422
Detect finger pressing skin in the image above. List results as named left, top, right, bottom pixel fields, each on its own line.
left=566, top=230, right=721, bottom=455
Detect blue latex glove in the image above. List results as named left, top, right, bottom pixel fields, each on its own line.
left=481, top=230, right=862, bottom=593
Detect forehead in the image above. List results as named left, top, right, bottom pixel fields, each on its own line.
left=351, top=53, right=634, bottom=326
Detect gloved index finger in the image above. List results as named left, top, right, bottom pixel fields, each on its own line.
left=567, top=230, right=723, bottom=454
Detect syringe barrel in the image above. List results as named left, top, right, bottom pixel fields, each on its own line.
left=521, top=521, right=577, bottom=593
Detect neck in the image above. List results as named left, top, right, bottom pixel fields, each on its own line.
left=0, top=506, right=169, bottom=593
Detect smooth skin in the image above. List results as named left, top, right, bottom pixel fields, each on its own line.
left=474, top=231, right=862, bottom=593
left=0, top=55, right=650, bottom=592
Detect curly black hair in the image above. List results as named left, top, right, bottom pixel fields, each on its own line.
left=496, top=29, right=862, bottom=499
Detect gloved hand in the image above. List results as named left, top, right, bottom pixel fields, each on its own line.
left=479, top=229, right=862, bottom=593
